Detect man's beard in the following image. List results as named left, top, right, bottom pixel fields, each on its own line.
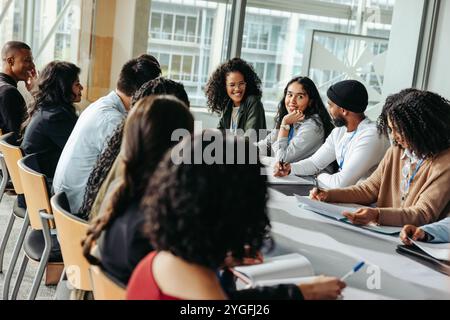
left=332, top=115, right=347, bottom=127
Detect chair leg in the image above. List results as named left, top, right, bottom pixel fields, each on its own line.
left=2, top=213, right=29, bottom=300
left=0, top=155, right=8, bottom=203
left=11, top=254, right=29, bottom=300
left=0, top=212, right=15, bottom=273
left=27, top=242, right=51, bottom=300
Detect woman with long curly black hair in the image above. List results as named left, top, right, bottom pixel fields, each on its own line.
left=310, top=89, right=450, bottom=227
left=126, top=131, right=345, bottom=300
left=205, top=58, right=266, bottom=136
left=258, top=76, right=334, bottom=163
left=82, top=95, right=194, bottom=285
left=21, top=61, right=81, bottom=178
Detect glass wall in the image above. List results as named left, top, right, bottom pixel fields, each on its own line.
left=143, top=0, right=395, bottom=114
left=0, top=0, right=81, bottom=68
left=147, top=0, right=231, bottom=108
left=242, top=0, right=395, bottom=113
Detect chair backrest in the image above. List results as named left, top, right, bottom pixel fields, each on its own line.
left=51, top=192, right=92, bottom=291
left=89, top=265, right=126, bottom=300
left=0, top=132, right=23, bottom=194
left=17, top=153, right=52, bottom=230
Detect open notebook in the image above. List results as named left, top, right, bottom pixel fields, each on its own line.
left=295, top=195, right=403, bottom=235
left=232, top=253, right=314, bottom=289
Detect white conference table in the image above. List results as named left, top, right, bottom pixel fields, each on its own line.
left=266, top=187, right=450, bottom=300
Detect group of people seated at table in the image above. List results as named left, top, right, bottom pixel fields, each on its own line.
left=1, top=40, right=448, bottom=300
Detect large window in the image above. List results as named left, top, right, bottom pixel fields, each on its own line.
left=147, top=0, right=231, bottom=109
left=0, top=0, right=81, bottom=68
left=241, top=1, right=395, bottom=114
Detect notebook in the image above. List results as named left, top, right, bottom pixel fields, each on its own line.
left=232, top=253, right=314, bottom=288
left=396, top=244, right=450, bottom=276
left=294, top=195, right=403, bottom=235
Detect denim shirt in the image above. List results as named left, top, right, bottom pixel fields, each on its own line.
left=53, top=91, right=127, bottom=213
left=422, top=217, right=450, bottom=243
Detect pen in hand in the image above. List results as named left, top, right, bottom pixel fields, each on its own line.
left=314, top=173, right=321, bottom=192
left=340, top=261, right=365, bottom=281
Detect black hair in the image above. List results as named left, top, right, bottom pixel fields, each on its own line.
left=142, top=131, right=271, bottom=270
left=116, top=54, right=161, bottom=96
left=275, top=76, right=334, bottom=140
left=82, top=95, right=194, bottom=264
left=21, top=61, right=80, bottom=131
left=377, top=89, right=450, bottom=158
left=1, top=41, right=31, bottom=60
left=79, top=77, right=191, bottom=217
left=205, top=58, right=262, bottom=114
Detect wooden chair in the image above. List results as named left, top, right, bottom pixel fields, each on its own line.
left=0, top=133, right=29, bottom=300
left=10, top=153, right=62, bottom=300
left=51, top=192, right=92, bottom=298
left=89, top=265, right=126, bottom=300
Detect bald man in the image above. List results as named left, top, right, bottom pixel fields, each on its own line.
left=0, top=41, right=36, bottom=136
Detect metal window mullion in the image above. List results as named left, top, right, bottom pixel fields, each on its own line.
left=226, top=0, right=247, bottom=59
left=35, top=0, right=74, bottom=60
left=0, top=0, right=14, bottom=26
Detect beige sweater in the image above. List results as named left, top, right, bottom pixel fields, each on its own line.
left=327, top=146, right=450, bottom=226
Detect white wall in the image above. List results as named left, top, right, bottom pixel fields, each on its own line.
left=426, top=0, right=450, bottom=99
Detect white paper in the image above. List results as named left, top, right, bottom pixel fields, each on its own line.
left=266, top=173, right=315, bottom=185
left=294, top=195, right=360, bottom=220
left=234, top=253, right=314, bottom=283
left=411, top=239, right=450, bottom=262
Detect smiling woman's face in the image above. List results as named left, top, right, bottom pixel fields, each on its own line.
left=226, top=71, right=246, bottom=107
left=285, top=82, right=309, bottom=114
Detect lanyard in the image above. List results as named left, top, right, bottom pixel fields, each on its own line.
left=401, top=159, right=424, bottom=203
left=287, top=126, right=295, bottom=144
left=338, top=130, right=357, bottom=171
left=230, top=107, right=241, bottom=135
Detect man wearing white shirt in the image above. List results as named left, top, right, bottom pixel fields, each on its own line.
left=53, top=55, right=161, bottom=214
left=275, top=80, right=389, bottom=189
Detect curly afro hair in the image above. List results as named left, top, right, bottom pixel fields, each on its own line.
left=141, top=131, right=270, bottom=270
left=377, top=89, right=450, bottom=158
left=205, top=58, right=262, bottom=114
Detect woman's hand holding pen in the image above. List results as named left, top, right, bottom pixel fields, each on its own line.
left=273, top=162, right=291, bottom=177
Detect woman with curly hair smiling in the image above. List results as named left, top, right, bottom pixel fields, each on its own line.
left=310, top=89, right=450, bottom=227
left=126, top=131, right=345, bottom=300
left=205, top=58, right=266, bottom=136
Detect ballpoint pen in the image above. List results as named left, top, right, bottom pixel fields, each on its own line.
left=314, top=173, right=321, bottom=192
left=340, top=261, right=365, bottom=281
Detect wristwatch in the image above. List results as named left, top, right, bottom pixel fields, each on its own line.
left=280, top=124, right=290, bottom=131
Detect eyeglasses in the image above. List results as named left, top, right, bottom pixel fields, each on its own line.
left=227, top=82, right=246, bottom=90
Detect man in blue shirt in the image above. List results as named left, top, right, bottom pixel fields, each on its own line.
left=401, top=218, right=450, bottom=244
left=53, top=54, right=161, bottom=214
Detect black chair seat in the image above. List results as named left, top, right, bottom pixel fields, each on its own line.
left=13, top=196, right=26, bottom=219
left=23, top=230, right=63, bottom=263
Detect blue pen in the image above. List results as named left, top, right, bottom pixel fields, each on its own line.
left=340, top=261, right=365, bottom=281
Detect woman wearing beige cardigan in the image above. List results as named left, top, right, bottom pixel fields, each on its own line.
left=309, top=89, right=450, bottom=227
